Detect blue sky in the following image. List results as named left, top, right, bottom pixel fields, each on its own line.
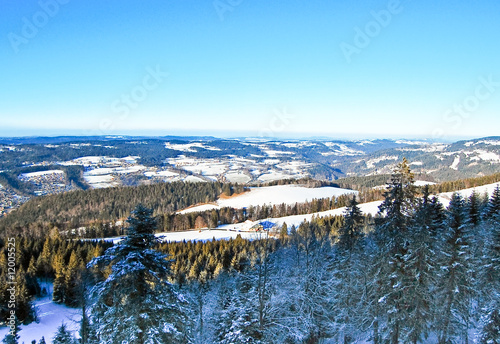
left=0, top=0, right=499, bottom=140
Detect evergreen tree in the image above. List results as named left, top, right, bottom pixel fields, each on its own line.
left=480, top=308, right=500, bottom=344
left=64, top=251, right=84, bottom=307
left=479, top=188, right=500, bottom=343
left=377, top=157, right=417, bottom=246
left=52, top=323, right=75, bottom=344
left=467, top=190, right=482, bottom=227
left=331, top=196, right=366, bottom=343
left=337, top=195, right=364, bottom=251
left=52, top=253, right=66, bottom=304
left=486, top=185, right=500, bottom=219
left=436, top=193, right=474, bottom=344
left=400, top=190, right=442, bottom=343
left=279, top=222, right=288, bottom=242
left=373, top=158, right=418, bottom=344
left=87, top=204, right=190, bottom=344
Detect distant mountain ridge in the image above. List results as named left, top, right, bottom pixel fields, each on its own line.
left=1, top=135, right=499, bottom=217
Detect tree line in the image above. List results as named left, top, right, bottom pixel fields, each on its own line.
left=0, top=181, right=247, bottom=237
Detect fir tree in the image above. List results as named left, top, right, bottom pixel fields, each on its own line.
left=377, top=157, right=417, bottom=248
left=52, top=323, right=75, bottom=344
left=331, top=196, right=366, bottom=343
left=436, top=193, right=475, bottom=344
left=337, top=195, right=364, bottom=251
left=480, top=308, right=500, bottom=344
left=373, top=158, right=418, bottom=344
left=399, top=190, right=442, bottom=343
left=486, top=185, right=500, bottom=219
left=87, top=204, right=190, bottom=344
left=479, top=188, right=500, bottom=343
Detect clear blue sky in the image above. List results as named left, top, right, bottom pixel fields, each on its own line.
left=0, top=0, right=499, bottom=140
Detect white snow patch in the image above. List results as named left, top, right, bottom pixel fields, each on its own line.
left=257, top=171, right=291, bottom=182
left=144, top=170, right=179, bottom=178
left=178, top=185, right=357, bottom=214
left=469, top=149, right=500, bottom=163
left=450, top=155, right=460, bottom=170
left=414, top=180, right=436, bottom=186
left=264, top=150, right=294, bottom=157
left=366, top=156, right=399, bottom=169
left=438, top=182, right=500, bottom=207
left=103, top=229, right=260, bottom=244
left=221, top=200, right=383, bottom=230
left=157, top=229, right=260, bottom=242
left=20, top=170, right=64, bottom=178
left=184, top=176, right=206, bottom=183
left=164, top=142, right=221, bottom=152
left=225, top=172, right=251, bottom=184
left=0, top=290, right=81, bottom=344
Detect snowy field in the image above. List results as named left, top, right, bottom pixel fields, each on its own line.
left=157, top=229, right=263, bottom=242
left=178, top=185, right=358, bottom=214
left=438, top=182, right=500, bottom=207
left=19, top=170, right=64, bottom=178
left=0, top=284, right=81, bottom=344
left=99, top=229, right=262, bottom=245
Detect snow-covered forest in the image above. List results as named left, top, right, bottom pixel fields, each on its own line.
left=2, top=159, right=500, bottom=343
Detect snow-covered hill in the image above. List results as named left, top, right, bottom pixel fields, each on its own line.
left=177, top=184, right=357, bottom=214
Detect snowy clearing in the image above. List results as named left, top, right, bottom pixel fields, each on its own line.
left=19, top=170, right=64, bottom=178
left=178, top=185, right=358, bottom=214
left=0, top=285, right=81, bottom=344
left=438, top=182, right=500, bottom=206
left=100, top=229, right=261, bottom=245
left=414, top=180, right=436, bottom=186
left=450, top=155, right=460, bottom=170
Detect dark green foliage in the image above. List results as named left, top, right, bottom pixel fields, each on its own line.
left=0, top=181, right=227, bottom=235
left=87, top=205, right=191, bottom=344
left=481, top=308, right=500, bottom=344
left=52, top=323, right=75, bottom=344
left=337, top=196, right=365, bottom=251
left=436, top=193, right=475, bottom=343
left=486, top=185, right=500, bottom=218
left=429, top=173, right=500, bottom=194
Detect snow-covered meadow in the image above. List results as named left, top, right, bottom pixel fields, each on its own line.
left=0, top=284, right=81, bottom=344
left=178, top=184, right=357, bottom=214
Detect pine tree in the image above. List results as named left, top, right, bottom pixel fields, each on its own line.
left=400, top=190, right=442, bottom=343
left=52, top=323, right=75, bottom=344
left=377, top=157, right=417, bottom=245
left=373, top=158, right=418, bottom=344
left=87, top=204, right=191, bottom=344
left=479, top=188, right=500, bottom=343
left=436, top=193, right=474, bottom=344
left=64, top=251, right=84, bottom=307
left=279, top=222, right=288, bottom=242
left=486, top=185, right=500, bottom=219
left=330, top=195, right=366, bottom=343
left=39, top=337, right=47, bottom=344
left=214, top=272, right=262, bottom=344
left=466, top=190, right=481, bottom=226
left=480, top=308, right=500, bottom=344
left=52, top=253, right=66, bottom=304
